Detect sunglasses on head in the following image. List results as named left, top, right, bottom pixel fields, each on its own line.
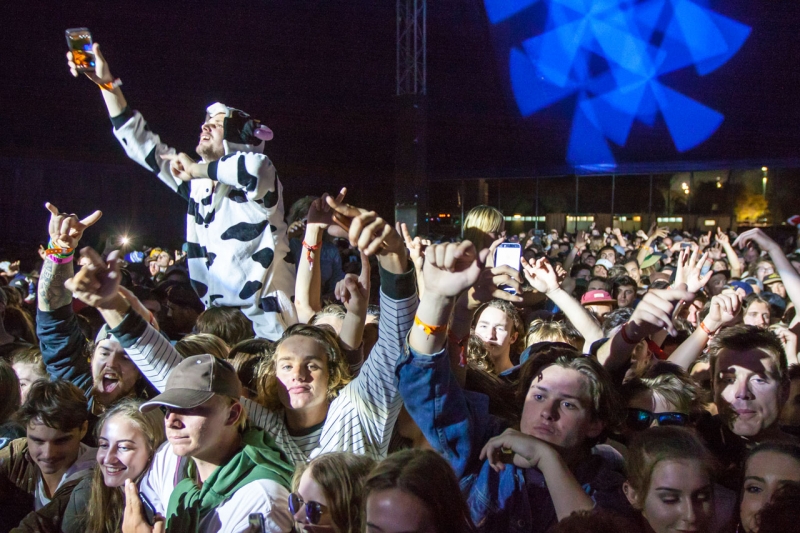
left=626, top=408, right=688, bottom=431
left=289, top=492, right=325, bottom=525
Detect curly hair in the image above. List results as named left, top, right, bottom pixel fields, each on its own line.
left=256, top=324, right=352, bottom=411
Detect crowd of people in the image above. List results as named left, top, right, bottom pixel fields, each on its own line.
left=0, top=40, right=799, bottom=533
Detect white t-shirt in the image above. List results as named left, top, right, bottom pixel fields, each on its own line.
left=140, top=442, right=292, bottom=533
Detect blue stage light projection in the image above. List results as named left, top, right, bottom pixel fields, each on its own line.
left=484, top=0, right=751, bottom=170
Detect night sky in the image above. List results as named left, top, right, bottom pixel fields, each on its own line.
left=3, top=1, right=800, bottom=256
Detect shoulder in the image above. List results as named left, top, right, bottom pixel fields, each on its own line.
left=209, top=479, right=292, bottom=533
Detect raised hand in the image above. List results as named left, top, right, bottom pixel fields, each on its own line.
left=703, top=292, right=741, bottom=333
left=715, top=227, right=730, bottom=245
left=674, top=248, right=712, bottom=294
left=159, top=153, right=197, bottom=182
left=485, top=233, right=507, bottom=268
left=67, top=42, right=114, bottom=85
left=122, top=479, right=164, bottom=533
left=771, top=325, right=798, bottom=365
left=479, top=428, right=552, bottom=472
left=423, top=241, right=486, bottom=298
left=46, top=202, right=103, bottom=250
left=469, top=265, right=523, bottom=306
left=65, top=248, right=123, bottom=309
left=698, top=231, right=712, bottom=249
left=334, top=252, right=370, bottom=315
left=307, top=188, right=347, bottom=232
left=733, top=228, right=779, bottom=254
left=398, top=222, right=428, bottom=272
left=520, top=257, right=559, bottom=295
left=626, top=286, right=694, bottom=338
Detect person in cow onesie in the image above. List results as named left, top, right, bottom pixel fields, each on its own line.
left=67, top=43, right=296, bottom=340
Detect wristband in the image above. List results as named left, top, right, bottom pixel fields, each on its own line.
left=699, top=321, right=715, bottom=337
left=414, top=315, right=447, bottom=337
left=619, top=322, right=642, bottom=344
left=96, top=78, right=123, bottom=91
left=45, top=247, right=74, bottom=257
left=46, top=253, right=74, bottom=265
left=302, top=240, right=321, bottom=272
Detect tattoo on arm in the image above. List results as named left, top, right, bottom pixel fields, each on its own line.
left=38, top=259, right=75, bottom=311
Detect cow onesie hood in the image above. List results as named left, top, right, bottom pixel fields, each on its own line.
left=110, top=101, right=297, bottom=340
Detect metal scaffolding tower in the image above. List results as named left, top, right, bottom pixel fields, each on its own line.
left=396, top=0, right=426, bottom=95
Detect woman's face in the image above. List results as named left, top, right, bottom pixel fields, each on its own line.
left=12, top=362, right=46, bottom=403
left=739, top=450, right=800, bottom=533
left=632, top=459, right=713, bottom=533
left=293, top=468, right=334, bottom=528
left=96, top=415, right=152, bottom=487
left=366, top=488, right=436, bottom=533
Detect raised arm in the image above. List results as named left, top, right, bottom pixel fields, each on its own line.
left=521, top=256, right=603, bottom=348
left=667, top=292, right=741, bottom=370
left=716, top=228, right=742, bottom=278
left=734, top=229, right=800, bottom=307
left=597, top=286, right=693, bottom=371
left=36, top=203, right=102, bottom=395
left=334, top=252, right=370, bottom=355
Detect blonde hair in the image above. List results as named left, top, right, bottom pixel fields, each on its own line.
left=175, top=333, right=229, bottom=359
left=292, top=452, right=375, bottom=533
left=256, top=324, right=352, bottom=411
left=525, top=319, right=584, bottom=350
left=86, top=399, right=165, bottom=533
left=462, top=205, right=504, bottom=248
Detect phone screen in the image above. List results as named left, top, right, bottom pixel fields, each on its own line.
left=495, top=243, right=521, bottom=270
left=65, top=28, right=95, bottom=71
left=138, top=491, right=156, bottom=526
left=494, top=243, right=521, bottom=294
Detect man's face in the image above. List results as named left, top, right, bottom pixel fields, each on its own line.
left=574, top=268, right=591, bottom=282
left=625, top=261, right=640, bottom=284
left=520, top=365, right=603, bottom=450
left=755, top=262, right=774, bottom=281
left=586, top=303, right=614, bottom=321
left=196, top=113, right=226, bottom=162
left=91, top=338, right=141, bottom=407
left=743, top=301, right=770, bottom=329
left=779, top=377, right=800, bottom=429
left=584, top=255, right=596, bottom=267
left=156, top=252, right=172, bottom=269
left=744, top=247, right=759, bottom=264
left=771, top=282, right=786, bottom=299
left=616, top=284, right=637, bottom=308
left=713, top=348, right=784, bottom=438
left=275, top=336, right=330, bottom=413
left=592, top=264, right=608, bottom=278
left=707, top=272, right=727, bottom=296
left=164, top=395, right=236, bottom=460
left=27, top=420, right=86, bottom=478
left=600, top=249, right=616, bottom=263
left=587, top=279, right=607, bottom=292
left=662, top=237, right=673, bottom=249
left=474, top=307, right=517, bottom=362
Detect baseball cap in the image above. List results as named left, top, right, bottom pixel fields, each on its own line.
left=727, top=280, right=754, bottom=297
left=763, top=273, right=783, bottom=286
left=580, top=290, right=616, bottom=305
left=140, top=354, right=242, bottom=412
left=640, top=253, right=664, bottom=270
left=595, top=258, right=614, bottom=271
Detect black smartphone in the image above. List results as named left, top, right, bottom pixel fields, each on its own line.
left=139, top=490, right=157, bottom=526
left=65, top=27, right=95, bottom=72
left=248, top=513, right=265, bottom=533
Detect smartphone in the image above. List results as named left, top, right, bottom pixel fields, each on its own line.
left=248, top=513, right=265, bottom=533
left=680, top=242, right=691, bottom=249
left=65, top=27, right=95, bottom=72
left=494, top=242, right=522, bottom=294
left=139, top=490, right=157, bottom=526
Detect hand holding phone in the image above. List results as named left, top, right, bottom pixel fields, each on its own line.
left=65, top=28, right=95, bottom=72
left=494, top=242, right=522, bottom=295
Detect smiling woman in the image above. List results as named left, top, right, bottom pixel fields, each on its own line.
left=61, top=398, right=165, bottom=533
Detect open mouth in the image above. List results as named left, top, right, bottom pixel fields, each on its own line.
left=200, top=134, right=211, bottom=142
left=101, top=372, right=121, bottom=394
left=104, top=465, right=126, bottom=475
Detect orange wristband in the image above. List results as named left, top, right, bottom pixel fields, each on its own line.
left=414, top=315, right=446, bottom=336
left=699, top=321, right=715, bottom=336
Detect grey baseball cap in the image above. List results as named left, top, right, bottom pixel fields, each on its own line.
left=140, top=354, right=242, bottom=412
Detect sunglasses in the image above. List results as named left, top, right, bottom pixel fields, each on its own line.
left=626, top=408, right=688, bottom=431
left=289, top=492, right=326, bottom=525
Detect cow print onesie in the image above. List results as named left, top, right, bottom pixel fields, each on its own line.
left=110, top=102, right=296, bottom=340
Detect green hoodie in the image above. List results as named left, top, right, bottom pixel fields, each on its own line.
left=165, top=427, right=293, bottom=532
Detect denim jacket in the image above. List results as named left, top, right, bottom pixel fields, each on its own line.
left=396, top=347, right=633, bottom=533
